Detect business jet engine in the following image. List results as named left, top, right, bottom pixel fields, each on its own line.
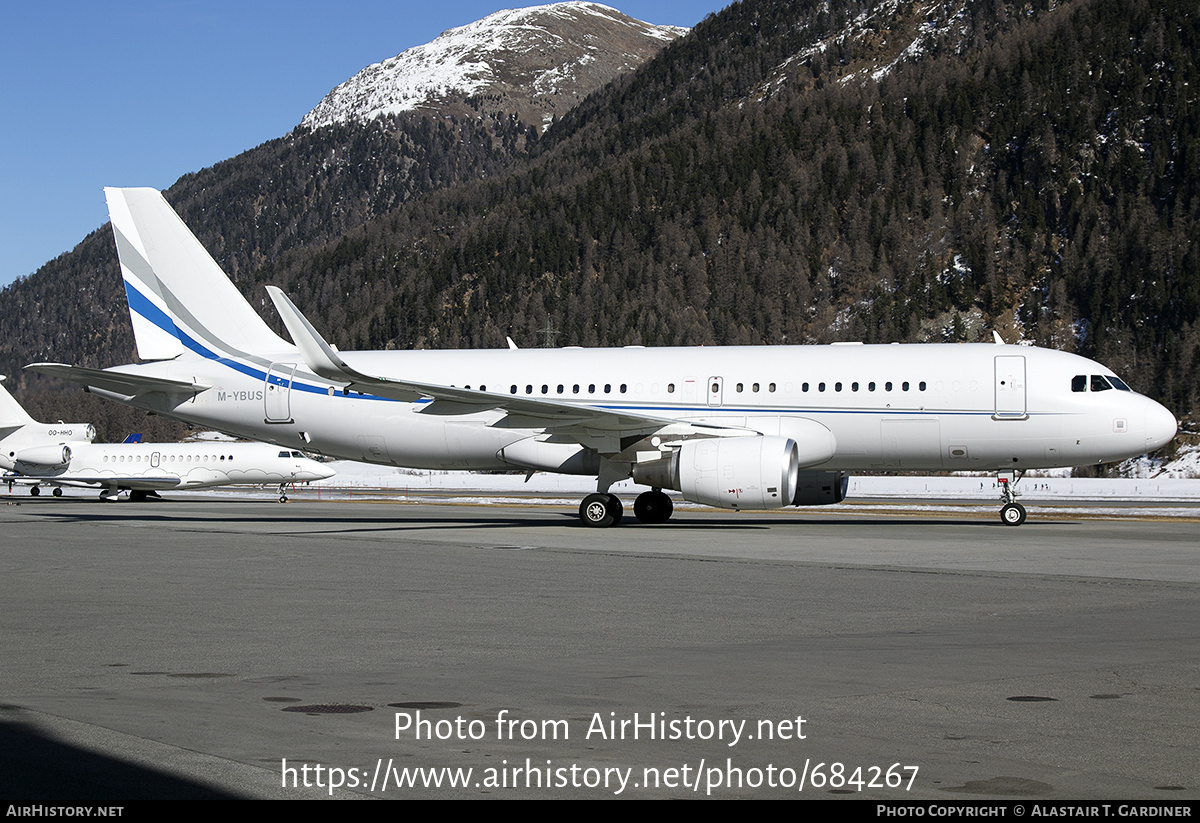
left=12, top=444, right=73, bottom=470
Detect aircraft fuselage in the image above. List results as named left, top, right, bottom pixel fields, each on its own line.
left=88, top=342, right=1175, bottom=475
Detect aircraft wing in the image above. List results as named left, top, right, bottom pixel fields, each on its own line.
left=25, top=363, right=209, bottom=397
left=267, top=287, right=745, bottom=451
left=5, top=473, right=182, bottom=490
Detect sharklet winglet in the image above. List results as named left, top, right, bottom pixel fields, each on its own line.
left=265, top=286, right=354, bottom=381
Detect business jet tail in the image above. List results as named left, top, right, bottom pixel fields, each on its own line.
left=104, top=187, right=290, bottom=361
left=0, top=377, right=35, bottom=430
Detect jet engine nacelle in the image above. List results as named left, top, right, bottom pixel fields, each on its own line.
left=791, top=471, right=849, bottom=506
left=13, top=444, right=73, bottom=469
left=632, top=435, right=800, bottom=510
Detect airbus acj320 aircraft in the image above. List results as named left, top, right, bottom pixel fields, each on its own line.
left=30, top=188, right=1177, bottom=526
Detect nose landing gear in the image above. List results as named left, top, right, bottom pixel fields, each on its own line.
left=998, top=470, right=1026, bottom=526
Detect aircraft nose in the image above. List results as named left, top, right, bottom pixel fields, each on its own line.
left=1144, top=400, right=1178, bottom=451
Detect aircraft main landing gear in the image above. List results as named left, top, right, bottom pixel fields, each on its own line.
left=29, top=486, right=39, bottom=497
left=579, top=493, right=623, bottom=527
left=52, top=487, right=62, bottom=497
left=633, top=489, right=673, bottom=524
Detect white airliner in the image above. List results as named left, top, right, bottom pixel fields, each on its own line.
left=1, top=377, right=334, bottom=501
left=28, top=188, right=1177, bottom=525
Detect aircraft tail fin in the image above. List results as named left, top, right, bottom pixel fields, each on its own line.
left=122, top=433, right=144, bottom=444
left=0, top=377, right=36, bottom=429
left=104, top=188, right=290, bottom=361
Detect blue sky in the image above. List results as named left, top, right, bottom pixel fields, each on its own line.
left=0, top=1, right=727, bottom=287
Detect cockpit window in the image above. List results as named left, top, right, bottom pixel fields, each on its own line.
left=1074, top=374, right=1133, bottom=393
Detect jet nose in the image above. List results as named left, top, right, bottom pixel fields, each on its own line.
left=1144, top=400, right=1178, bottom=451
left=311, top=462, right=337, bottom=481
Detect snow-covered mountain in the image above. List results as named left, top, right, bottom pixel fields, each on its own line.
left=301, top=2, right=687, bottom=132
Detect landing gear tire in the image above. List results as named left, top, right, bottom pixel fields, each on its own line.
left=609, top=495, right=623, bottom=524
left=1000, top=502, right=1027, bottom=526
left=279, top=495, right=289, bottom=503
left=129, top=490, right=149, bottom=503
left=52, top=487, right=63, bottom=497
left=29, top=486, right=39, bottom=497
left=579, top=493, right=622, bottom=527
left=634, top=490, right=673, bottom=524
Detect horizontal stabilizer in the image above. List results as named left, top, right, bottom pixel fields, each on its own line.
left=25, top=363, right=209, bottom=397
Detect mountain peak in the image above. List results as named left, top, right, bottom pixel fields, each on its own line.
left=300, top=2, right=687, bottom=131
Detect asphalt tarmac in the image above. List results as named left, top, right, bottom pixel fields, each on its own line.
left=2, top=493, right=1198, bottom=800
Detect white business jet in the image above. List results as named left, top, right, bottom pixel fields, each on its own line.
left=29, top=188, right=1176, bottom=525
left=1, top=377, right=334, bottom=501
